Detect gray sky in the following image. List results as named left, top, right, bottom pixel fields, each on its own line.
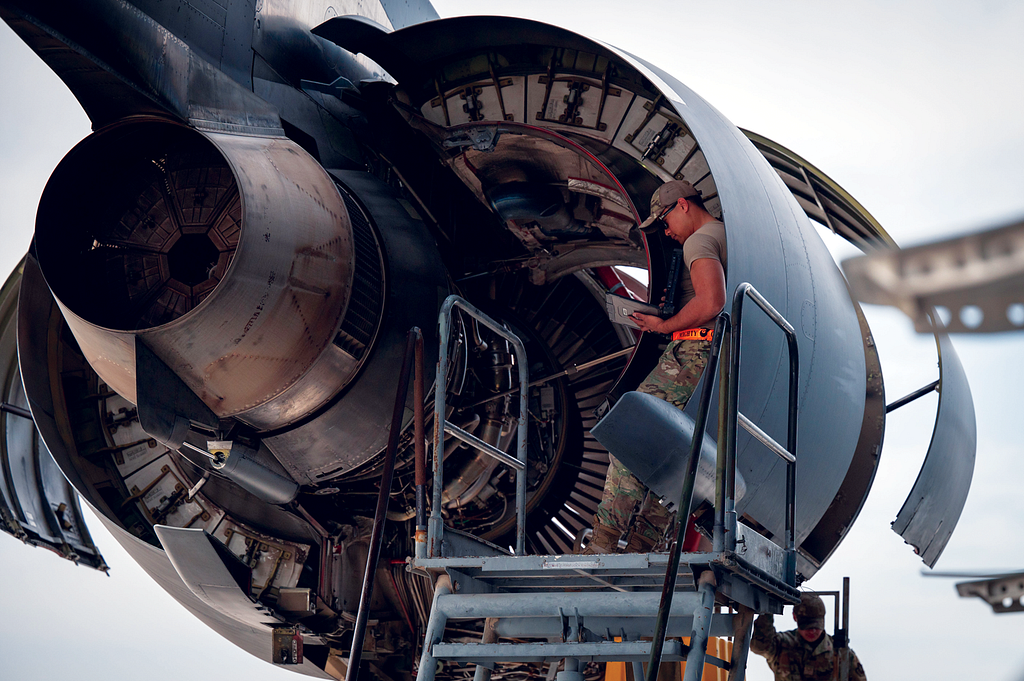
left=2, top=1, right=1024, bottom=679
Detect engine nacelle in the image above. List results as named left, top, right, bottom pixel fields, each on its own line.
left=32, top=119, right=449, bottom=487
left=35, top=119, right=368, bottom=430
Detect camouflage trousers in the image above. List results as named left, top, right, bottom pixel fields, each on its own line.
left=595, top=339, right=711, bottom=545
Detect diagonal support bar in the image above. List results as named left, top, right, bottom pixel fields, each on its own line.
left=444, top=422, right=526, bottom=470
left=348, top=328, right=423, bottom=681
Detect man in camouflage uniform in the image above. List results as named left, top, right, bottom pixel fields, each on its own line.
left=586, top=179, right=727, bottom=553
left=750, top=593, right=867, bottom=681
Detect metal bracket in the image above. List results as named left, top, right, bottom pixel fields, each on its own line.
left=536, top=71, right=621, bottom=132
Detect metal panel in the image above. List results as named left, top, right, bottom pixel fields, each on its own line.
left=254, top=0, right=394, bottom=89
left=955, top=572, right=1024, bottom=614
left=0, top=0, right=279, bottom=132
left=734, top=523, right=786, bottom=578
left=155, top=525, right=280, bottom=628
left=378, top=0, right=439, bottom=29
left=614, top=53, right=870, bottom=574
left=263, top=169, right=448, bottom=483
left=590, top=390, right=746, bottom=511
left=128, top=0, right=256, bottom=86
left=100, top=516, right=330, bottom=677
left=891, top=329, right=976, bottom=567
left=0, top=259, right=106, bottom=570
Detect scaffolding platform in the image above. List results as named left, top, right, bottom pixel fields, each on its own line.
left=395, top=290, right=805, bottom=681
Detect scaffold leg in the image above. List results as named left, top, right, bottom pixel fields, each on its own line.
left=472, top=618, right=498, bottom=681
left=556, top=658, right=583, bottom=681
left=417, top=575, right=453, bottom=681
left=682, top=571, right=718, bottom=681
left=727, top=607, right=754, bottom=681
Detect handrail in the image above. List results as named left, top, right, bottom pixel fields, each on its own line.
left=738, top=412, right=795, bottom=463
left=647, top=282, right=801, bottom=680
left=725, top=282, right=800, bottom=583
left=431, top=295, right=529, bottom=557
left=347, top=327, right=424, bottom=681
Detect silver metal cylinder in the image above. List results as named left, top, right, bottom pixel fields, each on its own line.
left=35, top=119, right=365, bottom=430
left=211, top=445, right=300, bottom=505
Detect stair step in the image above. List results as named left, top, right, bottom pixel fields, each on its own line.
left=433, top=639, right=687, bottom=664
left=413, top=552, right=701, bottom=592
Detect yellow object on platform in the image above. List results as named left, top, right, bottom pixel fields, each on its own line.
left=603, top=637, right=733, bottom=681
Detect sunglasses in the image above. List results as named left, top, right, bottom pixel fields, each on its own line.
left=655, top=201, right=678, bottom=224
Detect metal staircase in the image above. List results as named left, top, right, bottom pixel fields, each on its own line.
left=357, top=286, right=806, bottom=681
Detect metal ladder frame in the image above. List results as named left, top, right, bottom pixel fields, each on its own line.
left=721, top=283, right=800, bottom=583
left=429, top=295, right=530, bottom=557
left=647, top=282, right=802, bottom=680
left=412, top=285, right=802, bottom=681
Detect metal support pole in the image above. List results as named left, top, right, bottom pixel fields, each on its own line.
left=556, top=658, right=583, bottom=681
left=714, top=320, right=732, bottom=553
left=416, top=575, right=453, bottom=681
left=430, top=302, right=454, bottom=558
left=0, top=402, right=33, bottom=419
left=347, top=329, right=420, bottom=681
left=839, top=577, right=851, bottom=681
left=724, top=297, right=743, bottom=556
left=885, top=379, right=939, bottom=413
left=646, top=314, right=727, bottom=681
left=726, top=607, right=754, bottom=681
left=472, top=618, right=499, bottom=681
left=414, top=332, right=427, bottom=559
left=783, top=312, right=799, bottom=587
left=559, top=613, right=583, bottom=681
left=682, top=571, right=718, bottom=681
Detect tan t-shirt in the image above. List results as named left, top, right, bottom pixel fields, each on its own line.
left=680, top=220, right=727, bottom=330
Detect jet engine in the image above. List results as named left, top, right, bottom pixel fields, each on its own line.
left=0, top=2, right=976, bottom=681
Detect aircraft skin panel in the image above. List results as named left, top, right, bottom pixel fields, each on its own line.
left=0, top=3, right=171, bottom=126
left=125, top=0, right=257, bottom=88
left=891, top=328, right=977, bottom=567
left=599, top=52, right=869, bottom=563
left=0, top=260, right=106, bottom=570
left=379, top=0, right=438, bottom=28
left=17, top=254, right=111, bottom=517
left=94, top=509, right=331, bottom=678
left=0, top=0, right=281, bottom=132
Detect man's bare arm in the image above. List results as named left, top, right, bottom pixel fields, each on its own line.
left=631, top=258, right=726, bottom=334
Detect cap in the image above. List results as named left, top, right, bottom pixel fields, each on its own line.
left=794, top=593, right=826, bottom=630
left=637, top=180, right=702, bottom=234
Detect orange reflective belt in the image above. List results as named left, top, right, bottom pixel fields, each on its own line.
left=672, top=328, right=714, bottom=342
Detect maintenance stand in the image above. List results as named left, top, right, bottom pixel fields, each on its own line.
left=352, top=287, right=804, bottom=681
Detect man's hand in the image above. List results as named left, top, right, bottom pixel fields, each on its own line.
left=733, top=604, right=755, bottom=639
left=631, top=258, right=725, bottom=335
left=631, top=312, right=664, bottom=333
